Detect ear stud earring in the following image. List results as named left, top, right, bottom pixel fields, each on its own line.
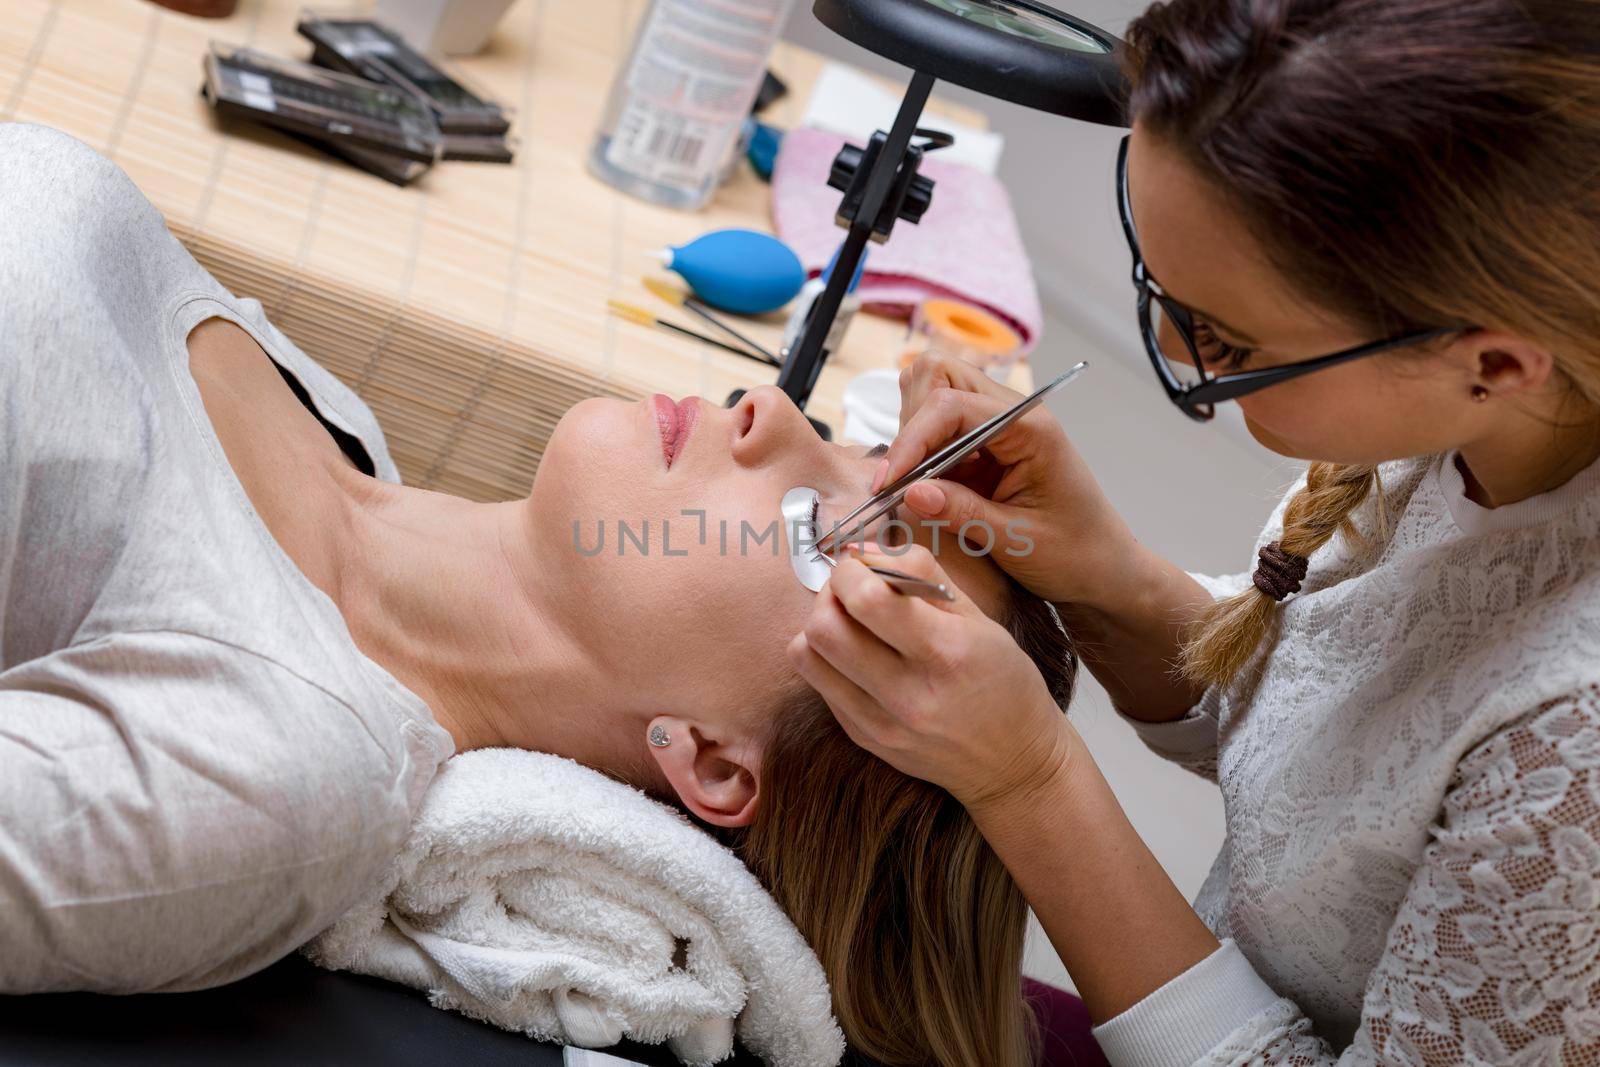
left=1472, top=385, right=1490, bottom=402
left=648, top=725, right=671, bottom=748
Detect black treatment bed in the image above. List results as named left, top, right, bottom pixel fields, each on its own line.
left=0, top=954, right=777, bottom=1066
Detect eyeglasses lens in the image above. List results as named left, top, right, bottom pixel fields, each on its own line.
left=1148, top=296, right=1211, bottom=389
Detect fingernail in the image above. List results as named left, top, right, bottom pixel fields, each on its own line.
left=905, top=482, right=946, bottom=515
left=870, top=459, right=889, bottom=494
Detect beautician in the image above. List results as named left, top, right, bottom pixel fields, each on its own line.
left=787, top=0, right=1600, bottom=1061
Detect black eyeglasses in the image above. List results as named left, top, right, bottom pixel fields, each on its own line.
left=1115, top=135, right=1462, bottom=422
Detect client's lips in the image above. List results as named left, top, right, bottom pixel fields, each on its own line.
left=651, top=394, right=698, bottom=469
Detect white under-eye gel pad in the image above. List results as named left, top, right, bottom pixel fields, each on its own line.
left=781, top=486, right=832, bottom=592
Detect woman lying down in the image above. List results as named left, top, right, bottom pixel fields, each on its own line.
left=0, top=125, right=1077, bottom=1065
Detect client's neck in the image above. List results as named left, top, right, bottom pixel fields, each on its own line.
left=332, top=481, right=618, bottom=762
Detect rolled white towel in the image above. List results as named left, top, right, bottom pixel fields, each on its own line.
left=300, top=749, right=844, bottom=1067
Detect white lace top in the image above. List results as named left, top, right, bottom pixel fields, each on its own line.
left=1092, top=450, right=1600, bottom=1065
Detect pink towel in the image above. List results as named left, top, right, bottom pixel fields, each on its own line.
left=771, top=127, right=1043, bottom=354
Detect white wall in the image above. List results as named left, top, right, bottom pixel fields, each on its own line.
left=780, top=2, right=1298, bottom=990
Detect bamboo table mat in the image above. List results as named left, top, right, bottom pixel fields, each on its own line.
left=1, top=0, right=1002, bottom=501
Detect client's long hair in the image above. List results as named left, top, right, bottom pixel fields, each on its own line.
left=730, top=583, right=1076, bottom=1067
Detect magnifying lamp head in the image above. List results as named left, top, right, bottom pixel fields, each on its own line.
left=813, top=0, right=1130, bottom=126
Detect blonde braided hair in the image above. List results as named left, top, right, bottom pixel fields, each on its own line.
left=1181, top=462, right=1377, bottom=687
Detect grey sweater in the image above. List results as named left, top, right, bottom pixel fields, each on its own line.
left=0, top=123, right=454, bottom=992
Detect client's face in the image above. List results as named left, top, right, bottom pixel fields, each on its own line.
left=527, top=386, right=1010, bottom=824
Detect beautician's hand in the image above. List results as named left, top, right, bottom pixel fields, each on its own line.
left=873, top=354, right=1134, bottom=607
left=788, top=542, right=1076, bottom=808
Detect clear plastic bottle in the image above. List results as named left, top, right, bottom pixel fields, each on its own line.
left=588, top=0, right=795, bottom=211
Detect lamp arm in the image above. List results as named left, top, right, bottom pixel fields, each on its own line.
left=775, top=69, right=936, bottom=412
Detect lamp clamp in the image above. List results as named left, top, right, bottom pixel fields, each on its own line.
left=827, top=126, right=951, bottom=239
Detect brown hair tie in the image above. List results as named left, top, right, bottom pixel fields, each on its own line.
left=1253, top=543, right=1309, bottom=601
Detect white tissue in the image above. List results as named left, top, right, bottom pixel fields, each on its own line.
left=802, top=64, right=1005, bottom=175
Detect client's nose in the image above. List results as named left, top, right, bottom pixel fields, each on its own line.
left=731, top=385, right=818, bottom=466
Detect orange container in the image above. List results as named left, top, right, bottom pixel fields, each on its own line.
left=899, top=298, right=1023, bottom=380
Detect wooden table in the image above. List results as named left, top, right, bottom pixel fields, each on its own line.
left=0, top=0, right=1002, bottom=501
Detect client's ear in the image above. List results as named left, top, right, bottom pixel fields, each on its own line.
left=645, top=716, right=761, bottom=828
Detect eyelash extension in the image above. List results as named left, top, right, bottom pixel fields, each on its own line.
left=808, top=496, right=825, bottom=553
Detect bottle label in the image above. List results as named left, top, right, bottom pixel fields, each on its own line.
left=604, top=0, right=787, bottom=188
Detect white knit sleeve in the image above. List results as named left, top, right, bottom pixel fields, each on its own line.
left=1095, top=690, right=1600, bottom=1065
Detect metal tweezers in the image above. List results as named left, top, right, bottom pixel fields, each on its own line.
left=813, top=551, right=957, bottom=601
left=813, top=360, right=1089, bottom=563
